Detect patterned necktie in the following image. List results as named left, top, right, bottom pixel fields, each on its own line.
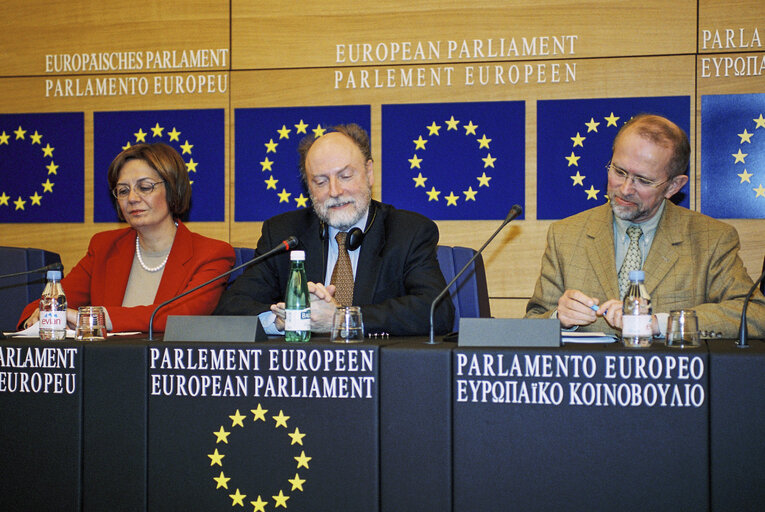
left=331, top=232, right=354, bottom=306
left=618, top=225, right=643, bottom=298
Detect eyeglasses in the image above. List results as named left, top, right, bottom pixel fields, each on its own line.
left=112, top=180, right=166, bottom=199
left=606, top=162, right=670, bottom=189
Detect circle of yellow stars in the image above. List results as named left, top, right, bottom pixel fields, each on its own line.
left=259, top=119, right=324, bottom=209
left=0, top=125, right=58, bottom=211
left=122, top=123, right=198, bottom=185
left=209, top=404, right=309, bottom=511
left=406, top=116, right=494, bottom=206
left=730, top=113, right=765, bottom=200
left=564, top=112, right=623, bottom=202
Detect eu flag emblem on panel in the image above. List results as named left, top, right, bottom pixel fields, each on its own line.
left=234, top=106, right=371, bottom=221
left=701, top=93, right=765, bottom=219
left=93, top=109, right=224, bottom=222
left=537, top=96, right=690, bottom=220
left=0, top=112, right=84, bottom=223
left=381, top=102, right=524, bottom=220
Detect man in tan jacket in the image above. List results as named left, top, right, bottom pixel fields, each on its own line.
left=526, top=114, right=765, bottom=338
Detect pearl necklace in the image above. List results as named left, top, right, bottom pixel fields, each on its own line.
left=135, top=235, right=169, bottom=272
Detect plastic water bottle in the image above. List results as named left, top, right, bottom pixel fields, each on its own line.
left=622, top=270, right=653, bottom=348
left=284, top=250, right=310, bottom=342
left=39, top=270, right=67, bottom=340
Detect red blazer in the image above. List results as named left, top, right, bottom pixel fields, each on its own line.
left=19, top=222, right=235, bottom=332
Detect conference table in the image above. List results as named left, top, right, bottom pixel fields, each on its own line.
left=1, top=335, right=763, bottom=512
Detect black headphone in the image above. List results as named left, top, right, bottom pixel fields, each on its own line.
left=320, top=202, right=378, bottom=251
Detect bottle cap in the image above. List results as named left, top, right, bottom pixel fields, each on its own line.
left=290, top=250, right=306, bottom=261
left=46, top=270, right=62, bottom=280
left=628, top=270, right=645, bottom=282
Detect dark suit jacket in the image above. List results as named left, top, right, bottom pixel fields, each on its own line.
left=18, top=222, right=235, bottom=332
left=215, top=201, right=454, bottom=336
left=526, top=201, right=765, bottom=337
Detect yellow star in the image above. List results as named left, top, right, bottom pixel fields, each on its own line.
left=754, top=114, right=765, bottom=129
left=463, top=186, right=477, bottom=201
left=570, top=132, right=586, bottom=147
left=14, top=126, right=26, bottom=139
left=288, top=427, right=306, bottom=445
left=30, top=131, right=43, bottom=144
left=251, top=404, right=268, bottom=421
left=295, top=193, right=309, bottom=208
left=260, top=157, right=274, bottom=172
left=426, top=122, right=441, bottom=136
left=46, top=161, right=59, bottom=175
left=294, top=450, right=311, bottom=469
left=476, top=134, right=492, bottom=149
left=426, top=186, right=440, bottom=201
left=29, top=192, right=42, bottom=206
left=738, top=129, right=753, bottom=144
left=42, top=179, right=55, bottom=193
left=213, top=426, right=230, bottom=444
left=250, top=496, right=268, bottom=512
left=585, top=185, right=600, bottom=199
left=413, top=135, right=428, bottom=150
left=738, top=169, right=753, bottom=183
left=445, top=191, right=459, bottom=206
left=134, top=128, right=147, bottom=142
left=294, top=119, right=309, bottom=133
left=273, top=410, right=290, bottom=428
left=732, top=148, right=747, bottom=164
left=229, top=488, right=246, bottom=506
left=445, top=116, right=460, bottom=130
left=565, top=151, right=580, bottom=167
left=167, top=127, right=181, bottom=141
left=229, top=409, right=246, bottom=427
left=122, top=141, right=132, bottom=151
left=272, top=490, right=289, bottom=509
left=208, top=449, right=225, bottom=466
left=213, top=471, right=230, bottom=489
left=604, top=112, right=620, bottom=127
left=150, top=122, right=164, bottom=137
left=42, top=143, right=54, bottom=157
left=186, top=158, right=198, bottom=173
left=408, top=154, right=423, bottom=169
left=463, top=121, right=478, bottom=135
left=277, top=125, right=292, bottom=139
left=264, top=138, right=278, bottom=153
left=585, top=118, right=600, bottom=132
left=754, top=184, right=765, bottom=198
left=14, top=196, right=26, bottom=210
left=571, top=171, right=585, bottom=186
left=482, top=153, right=496, bottom=168
left=477, top=172, right=492, bottom=187
left=0, top=192, right=9, bottom=205
left=413, top=173, right=427, bottom=187
left=288, top=473, right=306, bottom=492
left=180, top=140, right=194, bottom=154
left=313, top=124, right=327, bottom=137
left=277, top=189, right=291, bottom=203
left=265, top=175, right=278, bottom=190
left=0, top=131, right=9, bottom=144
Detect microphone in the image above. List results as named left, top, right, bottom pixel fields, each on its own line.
left=737, top=267, right=765, bottom=348
left=148, top=236, right=299, bottom=340
left=428, top=204, right=523, bottom=344
left=0, top=261, right=63, bottom=280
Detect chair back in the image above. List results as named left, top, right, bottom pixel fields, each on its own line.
left=0, top=247, right=62, bottom=332
left=436, top=245, right=491, bottom=331
left=230, top=247, right=256, bottom=284
left=761, top=255, right=765, bottom=295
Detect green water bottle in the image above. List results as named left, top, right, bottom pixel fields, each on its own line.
left=284, top=250, right=311, bottom=342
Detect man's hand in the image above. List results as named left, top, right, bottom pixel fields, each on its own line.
left=307, top=282, right=340, bottom=333
left=557, top=289, right=600, bottom=328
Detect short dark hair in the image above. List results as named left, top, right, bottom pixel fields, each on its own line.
left=297, top=123, right=372, bottom=183
left=107, top=143, right=191, bottom=220
left=612, top=114, right=690, bottom=179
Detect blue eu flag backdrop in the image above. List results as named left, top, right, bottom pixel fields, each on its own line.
left=701, top=93, right=765, bottom=219
left=234, top=106, right=371, bottom=222
left=93, top=109, right=225, bottom=222
left=381, top=101, right=525, bottom=220
left=537, top=96, right=690, bottom=220
left=0, top=112, right=84, bottom=223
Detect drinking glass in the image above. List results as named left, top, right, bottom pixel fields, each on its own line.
left=666, top=310, right=700, bottom=348
left=330, top=306, right=364, bottom=343
left=75, top=306, right=107, bottom=341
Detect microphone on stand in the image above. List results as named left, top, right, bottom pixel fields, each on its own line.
left=427, top=204, right=523, bottom=344
left=148, top=236, right=299, bottom=341
left=0, top=261, right=63, bottom=280
left=737, top=267, right=765, bottom=348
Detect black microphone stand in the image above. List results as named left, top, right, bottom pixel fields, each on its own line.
left=737, top=268, right=765, bottom=348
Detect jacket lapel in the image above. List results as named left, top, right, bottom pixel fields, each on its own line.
left=104, top=229, right=137, bottom=304
left=644, top=201, right=681, bottom=296
left=585, top=205, right=620, bottom=300
left=154, top=222, right=194, bottom=303
left=353, top=202, right=385, bottom=305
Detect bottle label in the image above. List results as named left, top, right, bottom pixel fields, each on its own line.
left=285, top=308, right=311, bottom=331
left=622, top=315, right=652, bottom=337
left=40, top=310, right=66, bottom=330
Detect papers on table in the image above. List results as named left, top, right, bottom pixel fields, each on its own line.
left=562, top=331, right=618, bottom=344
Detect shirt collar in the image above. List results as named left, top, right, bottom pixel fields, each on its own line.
left=614, top=199, right=666, bottom=241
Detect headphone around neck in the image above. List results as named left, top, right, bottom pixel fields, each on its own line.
left=320, top=202, right=378, bottom=251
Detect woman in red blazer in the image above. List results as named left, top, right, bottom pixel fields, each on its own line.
left=19, top=143, right=234, bottom=333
